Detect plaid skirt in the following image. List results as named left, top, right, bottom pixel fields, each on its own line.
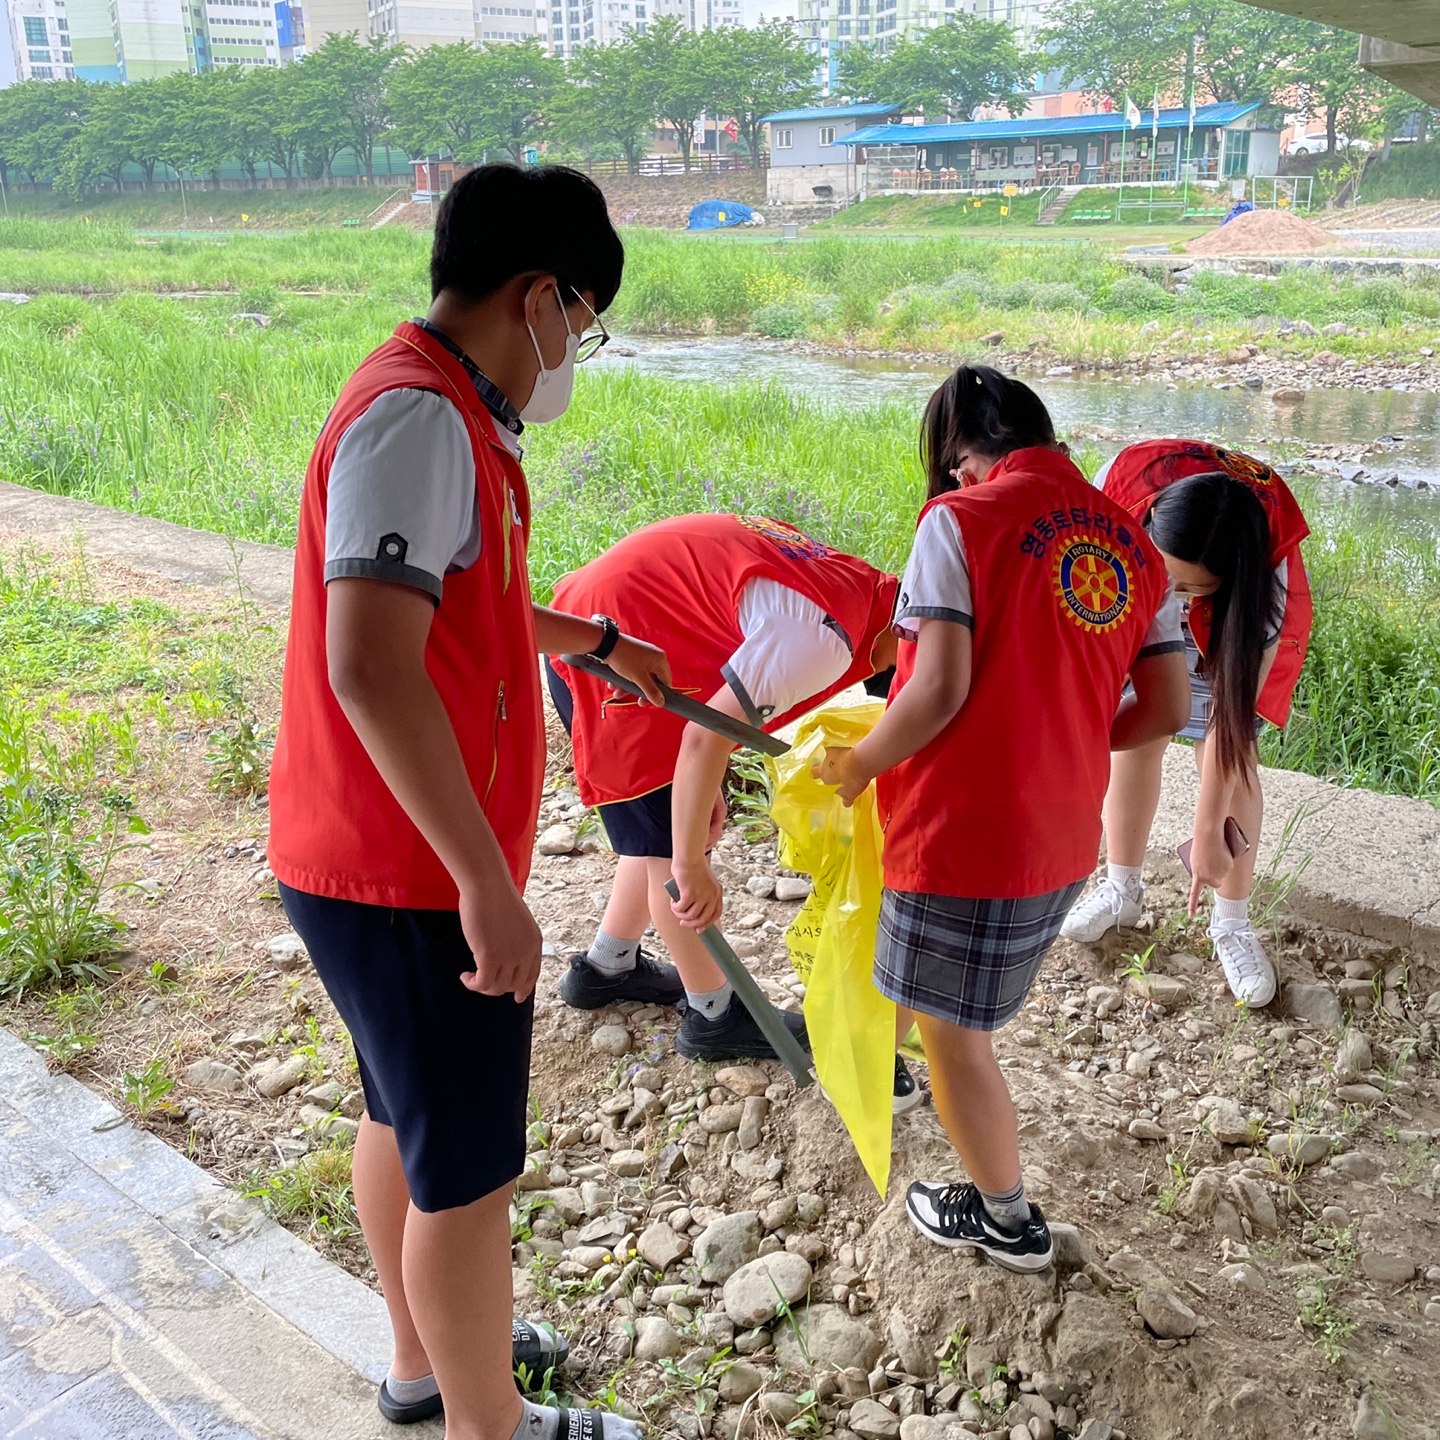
left=875, top=880, right=1086, bottom=1031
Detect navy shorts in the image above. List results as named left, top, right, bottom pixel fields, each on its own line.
left=278, top=882, right=533, bottom=1213
left=545, top=658, right=674, bottom=857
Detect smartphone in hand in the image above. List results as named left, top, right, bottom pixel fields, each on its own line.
left=1177, top=817, right=1250, bottom=876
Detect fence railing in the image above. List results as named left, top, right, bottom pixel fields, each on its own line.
left=581, top=154, right=763, bottom=179
left=366, top=187, right=407, bottom=223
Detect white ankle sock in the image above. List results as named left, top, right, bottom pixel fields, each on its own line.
left=514, top=1397, right=642, bottom=1440
left=385, top=1370, right=438, bottom=1405
left=685, top=980, right=733, bottom=1020
left=1107, top=863, right=1143, bottom=894
left=586, top=929, right=640, bottom=977
left=1212, top=895, right=1249, bottom=926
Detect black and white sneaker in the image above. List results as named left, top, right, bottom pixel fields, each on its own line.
left=676, top=994, right=810, bottom=1062
left=893, top=1055, right=924, bottom=1116
left=558, top=950, right=684, bottom=1010
left=905, top=1180, right=1054, bottom=1273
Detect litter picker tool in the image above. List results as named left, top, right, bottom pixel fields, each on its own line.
left=557, top=653, right=791, bottom=758
left=664, top=878, right=814, bottom=1089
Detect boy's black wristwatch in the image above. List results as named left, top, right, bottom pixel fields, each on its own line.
left=587, top=614, right=620, bottom=662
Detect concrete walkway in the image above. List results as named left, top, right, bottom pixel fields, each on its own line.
left=0, top=1028, right=436, bottom=1440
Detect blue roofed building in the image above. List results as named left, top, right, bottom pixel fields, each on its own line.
left=840, top=102, right=1280, bottom=199
left=760, top=101, right=906, bottom=205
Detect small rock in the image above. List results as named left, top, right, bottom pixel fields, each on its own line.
left=266, top=932, right=308, bottom=969
left=638, top=1222, right=689, bottom=1272
left=1265, top=1131, right=1335, bottom=1166
left=849, top=1398, right=901, bottom=1440
left=1126, top=973, right=1189, bottom=1007
left=732, top=1325, right=771, bottom=1354
left=980, top=330, right=1005, bottom=346
left=716, top=1065, right=770, bottom=1097
left=1206, top=1102, right=1254, bottom=1146
left=185, top=1059, right=242, bottom=1093
left=1228, top=1175, right=1278, bottom=1235
left=774, top=876, right=813, bottom=902
left=695, top=1211, right=763, bottom=1283
left=304, top=1080, right=344, bottom=1108
left=1335, top=1083, right=1384, bottom=1106
left=723, top=1252, right=813, bottom=1327
left=1331, top=1151, right=1380, bottom=1181
left=744, top=875, right=777, bottom=898
left=537, top=823, right=579, bottom=856
left=1075, top=1423, right=1112, bottom=1440
left=762, top=1394, right=803, bottom=1426
left=1282, top=982, right=1342, bottom=1031
left=774, top=1303, right=881, bottom=1373
left=738, top=1095, right=769, bottom=1150
left=1049, top=1223, right=1093, bottom=1270
left=1217, top=1262, right=1265, bottom=1291
left=718, top=1360, right=765, bottom=1402
left=256, top=1053, right=309, bottom=1098
left=1128, top=1118, right=1169, bottom=1141
left=1353, top=1392, right=1402, bottom=1440
left=700, top=1102, right=745, bottom=1134
left=1359, top=1253, right=1416, bottom=1284
left=887, top=1309, right=936, bottom=1380
left=1272, top=386, right=1306, bottom=404
left=1320, top=1205, right=1350, bottom=1227
left=1136, top=1288, right=1198, bottom=1339
left=1335, top=1029, right=1372, bottom=1083
left=591, top=1025, right=632, bottom=1057
left=610, top=1149, right=647, bottom=1178
left=633, top=1315, right=684, bottom=1362
left=1061, top=1130, right=1101, bottom=1168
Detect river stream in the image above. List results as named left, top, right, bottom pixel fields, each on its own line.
left=602, top=336, right=1440, bottom=546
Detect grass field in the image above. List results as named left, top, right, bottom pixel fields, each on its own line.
left=0, top=186, right=407, bottom=230
left=0, top=218, right=1436, bottom=802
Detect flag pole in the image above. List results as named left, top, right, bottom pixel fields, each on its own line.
left=1183, top=94, right=1195, bottom=217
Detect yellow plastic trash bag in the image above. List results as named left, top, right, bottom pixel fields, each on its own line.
left=770, top=702, right=896, bottom=1197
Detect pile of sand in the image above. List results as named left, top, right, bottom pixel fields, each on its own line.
left=1186, top=207, right=1334, bottom=256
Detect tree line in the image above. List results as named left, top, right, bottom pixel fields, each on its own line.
left=0, top=2, right=1423, bottom=197
left=1041, top=0, right=1427, bottom=152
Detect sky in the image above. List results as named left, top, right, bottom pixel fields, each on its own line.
left=0, top=12, right=15, bottom=87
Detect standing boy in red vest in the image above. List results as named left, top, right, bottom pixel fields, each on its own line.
left=547, top=515, right=905, bottom=1077
left=268, top=166, right=664, bottom=1440
left=819, top=369, right=1190, bottom=1271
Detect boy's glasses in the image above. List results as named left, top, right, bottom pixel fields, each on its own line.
left=570, top=288, right=610, bottom=364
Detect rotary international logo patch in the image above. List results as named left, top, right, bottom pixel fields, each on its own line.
left=1054, top=534, right=1131, bottom=632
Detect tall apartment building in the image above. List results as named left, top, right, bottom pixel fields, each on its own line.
left=6, top=0, right=75, bottom=79
left=797, top=0, right=1055, bottom=90
left=184, top=0, right=283, bottom=69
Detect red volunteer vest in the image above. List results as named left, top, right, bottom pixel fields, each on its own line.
left=268, top=322, right=545, bottom=909
left=878, top=448, right=1171, bottom=900
left=550, top=514, right=899, bottom=807
left=1101, top=439, right=1312, bottom=728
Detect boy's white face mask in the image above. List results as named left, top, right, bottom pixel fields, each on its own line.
left=519, top=290, right=579, bottom=425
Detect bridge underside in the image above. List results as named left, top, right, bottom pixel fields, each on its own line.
left=1244, top=1, right=1440, bottom=106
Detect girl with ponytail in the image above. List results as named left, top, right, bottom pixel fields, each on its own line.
left=1061, top=441, right=1313, bottom=1008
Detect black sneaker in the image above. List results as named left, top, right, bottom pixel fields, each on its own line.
left=558, top=950, right=684, bottom=1010
left=676, top=993, right=810, bottom=1062
left=905, top=1180, right=1054, bottom=1274
left=377, top=1320, right=571, bottom=1423
left=893, top=1055, right=924, bottom=1116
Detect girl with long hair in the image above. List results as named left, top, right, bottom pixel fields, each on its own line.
left=1061, top=441, right=1312, bottom=1008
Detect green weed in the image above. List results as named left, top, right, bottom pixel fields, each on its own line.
left=119, top=1055, right=174, bottom=1116
left=244, top=1143, right=360, bottom=1241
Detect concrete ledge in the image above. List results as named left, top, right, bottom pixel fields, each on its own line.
left=0, top=479, right=294, bottom=608
left=1152, top=745, right=1440, bottom=964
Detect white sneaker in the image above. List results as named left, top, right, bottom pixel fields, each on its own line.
left=1060, top=876, right=1144, bottom=943
left=1210, top=918, right=1277, bottom=1007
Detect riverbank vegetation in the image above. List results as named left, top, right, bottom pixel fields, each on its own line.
left=6, top=222, right=1440, bottom=365
left=0, top=227, right=1436, bottom=804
